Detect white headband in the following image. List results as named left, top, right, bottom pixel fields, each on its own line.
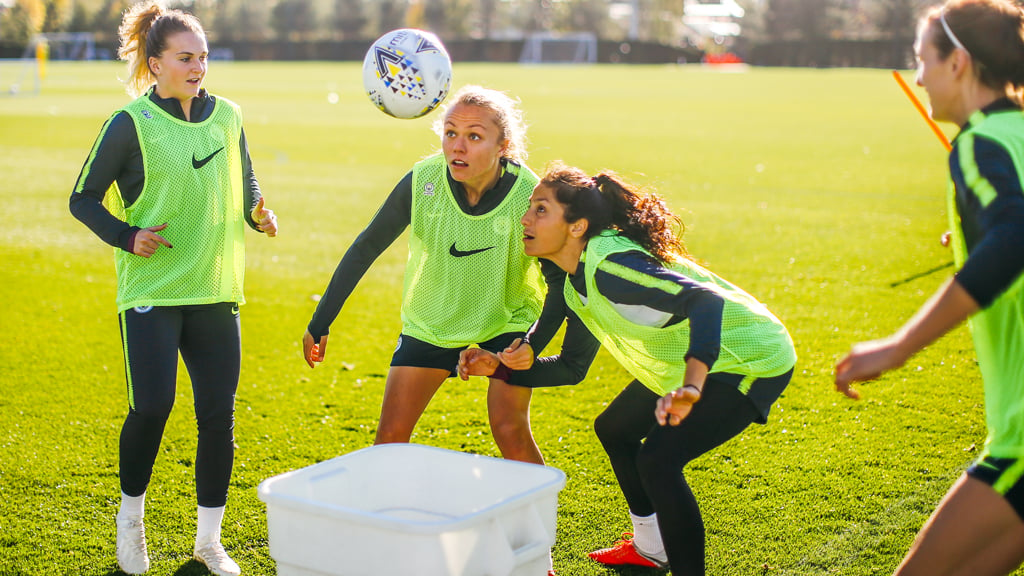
left=939, top=10, right=970, bottom=56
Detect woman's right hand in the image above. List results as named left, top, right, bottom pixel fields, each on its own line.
left=834, top=337, right=904, bottom=400
left=655, top=385, right=702, bottom=426
left=458, top=348, right=501, bottom=380
left=132, top=223, right=172, bottom=258
left=303, top=330, right=328, bottom=368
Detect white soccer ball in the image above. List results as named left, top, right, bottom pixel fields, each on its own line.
left=362, top=29, right=452, bottom=120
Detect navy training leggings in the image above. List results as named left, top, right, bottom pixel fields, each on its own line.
left=594, top=376, right=765, bottom=576
left=117, top=302, right=240, bottom=508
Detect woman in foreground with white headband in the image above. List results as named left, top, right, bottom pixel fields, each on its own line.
left=836, top=1, right=1024, bottom=574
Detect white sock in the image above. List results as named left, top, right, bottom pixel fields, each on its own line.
left=119, top=492, right=145, bottom=519
left=196, top=505, right=225, bottom=546
left=630, top=512, right=667, bottom=561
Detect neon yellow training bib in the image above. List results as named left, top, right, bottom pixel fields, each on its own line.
left=402, top=153, right=543, bottom=347
left=108, top=93, right=246, bottom=312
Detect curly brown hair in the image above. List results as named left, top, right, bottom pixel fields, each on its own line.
left=539, top=161, right=686, bottom=263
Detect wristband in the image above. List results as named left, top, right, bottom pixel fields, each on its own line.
left=492, top=363, right=512, bottom=382
left=124, top=228, right=141, bottom=253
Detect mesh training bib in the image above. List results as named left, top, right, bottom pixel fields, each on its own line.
left=565, top=231, right=797, bottom=396
left=402, top=153, right=543, bottom=347
left=948, top=108, right=1024, bottom=458
left=108, top=93, right=246, bottom=312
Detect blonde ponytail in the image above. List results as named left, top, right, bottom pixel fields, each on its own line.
left=118, top=2, right=165, bottom=98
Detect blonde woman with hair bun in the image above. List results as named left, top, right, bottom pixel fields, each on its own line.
left=69, top=2, right=277, bottom=574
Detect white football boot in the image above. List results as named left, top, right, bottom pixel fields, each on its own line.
left=193, top=538, right=241, bottom=576
left=115, top=514, right=150, bottom=574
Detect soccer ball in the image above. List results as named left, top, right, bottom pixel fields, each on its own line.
left=362, top=29, right=452, bottom=120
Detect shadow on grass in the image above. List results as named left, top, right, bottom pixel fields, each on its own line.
left=889, top=261, right=954, bottom=287
left=602, top=566, right=670, bottom=575
left=172, top=560, right=217, bottom=575
left=100, top=559, right=216, bottom=576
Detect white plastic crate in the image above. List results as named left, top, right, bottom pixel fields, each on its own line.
left=257, top=443, right=566, bottom=576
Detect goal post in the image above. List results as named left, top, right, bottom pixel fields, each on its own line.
left=519, top=32, right=598, bottom=64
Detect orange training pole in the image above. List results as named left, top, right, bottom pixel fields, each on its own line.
left=892, top=70, right=952, bottom=152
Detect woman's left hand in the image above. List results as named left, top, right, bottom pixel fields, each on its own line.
left=496, top=338, right=534, bottom=370
left=655, top=385, right=702, bottom=426
left=252, top=197, right=278, bottom=237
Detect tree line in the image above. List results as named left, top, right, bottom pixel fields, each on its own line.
left=0, top=0, right=974, bottom=55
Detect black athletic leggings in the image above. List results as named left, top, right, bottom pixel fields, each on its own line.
left=118, top=303, right=240, bottom=508
left=593, top=376, right=764, bottom=576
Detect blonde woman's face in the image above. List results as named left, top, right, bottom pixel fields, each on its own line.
left=149, top=31, right=208, bottom=103
left=441, top=103, right=508, bottom=194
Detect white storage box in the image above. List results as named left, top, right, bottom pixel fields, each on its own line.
left=257, top=443, right=566, bottom=576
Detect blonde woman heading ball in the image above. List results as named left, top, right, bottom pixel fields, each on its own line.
left=303, top=86, right=550, bottom=466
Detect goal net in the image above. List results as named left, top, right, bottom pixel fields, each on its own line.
left=28, top=32, right=97, bottom=61
left=1, top=33, right=97, bottom=96
left=519, top=32, right=598, bottom=64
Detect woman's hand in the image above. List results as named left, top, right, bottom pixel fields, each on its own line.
left=657, top=357, right=709, bottom=425
left=834, top=337, right=905, bottom=400
left=655, top=384, right=702, bottom=426
left=252, top=197, right=278, bottom=237
left=458, top=348, right=501, bottom=380
left=496, top=338, right=534, bottom=370
left=836, top=278, right=978, bottom=400
left=132, top=223, right=172, bottom=258
left=303, top=330, right=328, bottom=368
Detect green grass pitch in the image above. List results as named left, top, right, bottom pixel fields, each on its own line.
left=1, top=60, right=1016, bottom=575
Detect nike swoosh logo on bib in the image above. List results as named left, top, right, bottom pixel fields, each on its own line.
left=449, top=243, right=496, bottom=258
left=192, top=147, right=225, bottom=169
